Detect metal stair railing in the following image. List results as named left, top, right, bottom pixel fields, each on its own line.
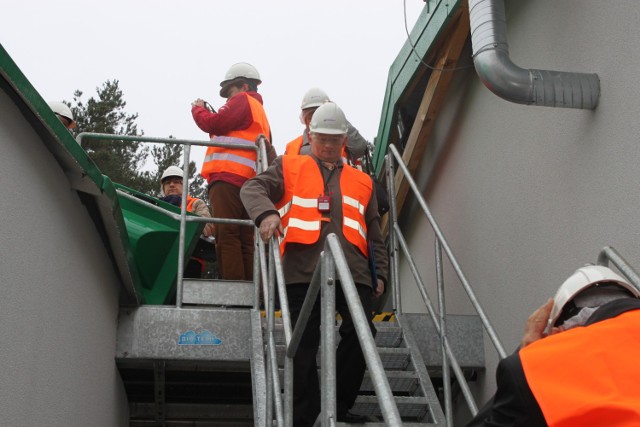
left=257, top=232, right=404, bottom=426
left=76, top=132, right=269, bottom=309
left=255, top=236, right=292, bottom=427
left=385, top=143, right=507, bottom=423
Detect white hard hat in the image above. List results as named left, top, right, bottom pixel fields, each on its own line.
left=301, top=88, right=330, bottom=110
left=549, top=265, right=640, bottom=327
left=160, top=166, right=184, bottom=196
left=48, top=101, right=75, bottom=128
left=309, top=102, right=348, bottom=135
left=219, top=62, right=261, bottom=97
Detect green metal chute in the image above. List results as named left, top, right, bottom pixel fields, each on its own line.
left=114, top=183, right=204, bottom=305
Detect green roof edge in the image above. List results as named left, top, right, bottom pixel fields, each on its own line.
left=373, top=0, right=463, bottom=174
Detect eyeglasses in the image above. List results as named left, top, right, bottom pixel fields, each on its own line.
left=163, top=177, right=183, bottom=185
left=312, top=135, right=345, bottom=146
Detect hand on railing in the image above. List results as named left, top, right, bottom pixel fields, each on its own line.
left=259, top=214, right=282, bottom=242
left=255, top=133, right=271, bottom=148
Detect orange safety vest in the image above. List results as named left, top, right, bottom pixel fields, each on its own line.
left=275, top=155, right=372, bottom=256
left=285, top=134, right=349, bottom=163
left=186, top=196, right=198, bottom=213
left=285, top=135, right=303, bottom=155
left=201, top=93, right=270, bottom=180
left=519, top=309, right=640, bottom=426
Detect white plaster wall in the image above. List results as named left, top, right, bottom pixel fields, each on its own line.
left=397, top=0, right=640, bottom=422
left=0, top=92, right=129, bottom=424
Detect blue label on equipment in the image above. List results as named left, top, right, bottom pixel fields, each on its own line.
left=178, top=330, right=222, bottom=345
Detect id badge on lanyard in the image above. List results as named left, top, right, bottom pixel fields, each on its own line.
left=317, top=195, right=331, bottom=212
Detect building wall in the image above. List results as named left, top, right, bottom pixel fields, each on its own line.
left=0, top=91, right=129, bottom=424
left=397, top=0, right=640, bottom=421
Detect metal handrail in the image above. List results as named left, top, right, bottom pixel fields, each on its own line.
left=384, top=143, right=507, bottom=421
left=76, top=132, right=267, bottom=308
left=387, top=144, right=506, bottom=358
left=258, top=232, right=402, bottom=426
left=271, top=234, right=403, bottom=426
left=597, top=246, right=640, bottom=290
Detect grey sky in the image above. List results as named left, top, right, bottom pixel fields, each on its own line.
left=2, top=0, right=423, bottom=168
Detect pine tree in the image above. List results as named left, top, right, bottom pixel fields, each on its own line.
left=69, top=80, right=154, bottom=192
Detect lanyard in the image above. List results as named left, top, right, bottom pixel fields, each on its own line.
left=322, top=165, right=337, bottom=194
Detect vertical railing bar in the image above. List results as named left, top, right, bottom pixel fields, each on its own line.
left=268, top=332, right=284, bottom=426
left=175, top=143, right=191, bottom=308
left=269, top=239, right=294, bottom=427
left=395, top=224, right=478, bottom=415
left=268, top=240, right=283, bottom=425
left=385, top=154, right=402, bottom=314
left=435, top=239, right=453, bottom=426
left=320, top=252, right=337, bottom=426
left=325, top=235, right=403, bottom=426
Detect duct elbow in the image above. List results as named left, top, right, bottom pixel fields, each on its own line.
left=473, top=49, right=534, bottom=105
left=469, top=0, right=600, bottom=110
left=473, top=50, right=600, bottom=110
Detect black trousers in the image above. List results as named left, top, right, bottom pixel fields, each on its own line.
left=288, top=282, right=376, bottom=427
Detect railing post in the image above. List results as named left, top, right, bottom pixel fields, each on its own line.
left=325, top=235, right=403, bottom=425
left=320, top=252, right=337, bottom=426
left=175, top=143, right=191, bottom=308
left=386, top=154, right=401, bottom=315
left=269, top=239, right=293, bottom=427
left=435, top=239, right=452, bottom=426
left=394, top=224, right=479, bottom=415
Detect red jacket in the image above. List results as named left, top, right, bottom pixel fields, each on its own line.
left=192, top=91, right=269, bottom=187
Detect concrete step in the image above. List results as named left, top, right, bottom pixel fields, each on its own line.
left=182, top=279, right=254, bottom=307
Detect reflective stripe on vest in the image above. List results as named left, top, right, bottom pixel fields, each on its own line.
left=200, top=92, right=270, bottom=180
left=209, top=135, right=255, bottom=147
left=278, top=196, right=317, bottom=219
left=519, top=309, right=640, bottom=426
left=276, top=156, right=371, bottom=256
left=344, top=216, right=367, bottom=241
left=204, top=152, right=257, bottom=172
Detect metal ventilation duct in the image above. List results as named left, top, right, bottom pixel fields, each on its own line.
left=468, top=0, right=600, bottom=109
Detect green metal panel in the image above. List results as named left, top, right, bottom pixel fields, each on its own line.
left=373, top=0, right=463, bottom=174
left=114, top=183, right=204, bottom=305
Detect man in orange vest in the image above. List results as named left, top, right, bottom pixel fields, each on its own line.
left=159, top=166, right=214, bottom=236
left=285, top=88, right=368, bottom=163
left=241, top=102, right=388, bottom=425
left=159, top=166, right=215, bottom=278
left=191, top=62, right=275, bottom=280
left=467, top=265, right=640, bottom=427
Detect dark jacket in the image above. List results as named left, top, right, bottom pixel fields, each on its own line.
left=467, top=298, right=640, bottom=427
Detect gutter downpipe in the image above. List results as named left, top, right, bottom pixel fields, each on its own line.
left=468, top=0, right=600, bottom=110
